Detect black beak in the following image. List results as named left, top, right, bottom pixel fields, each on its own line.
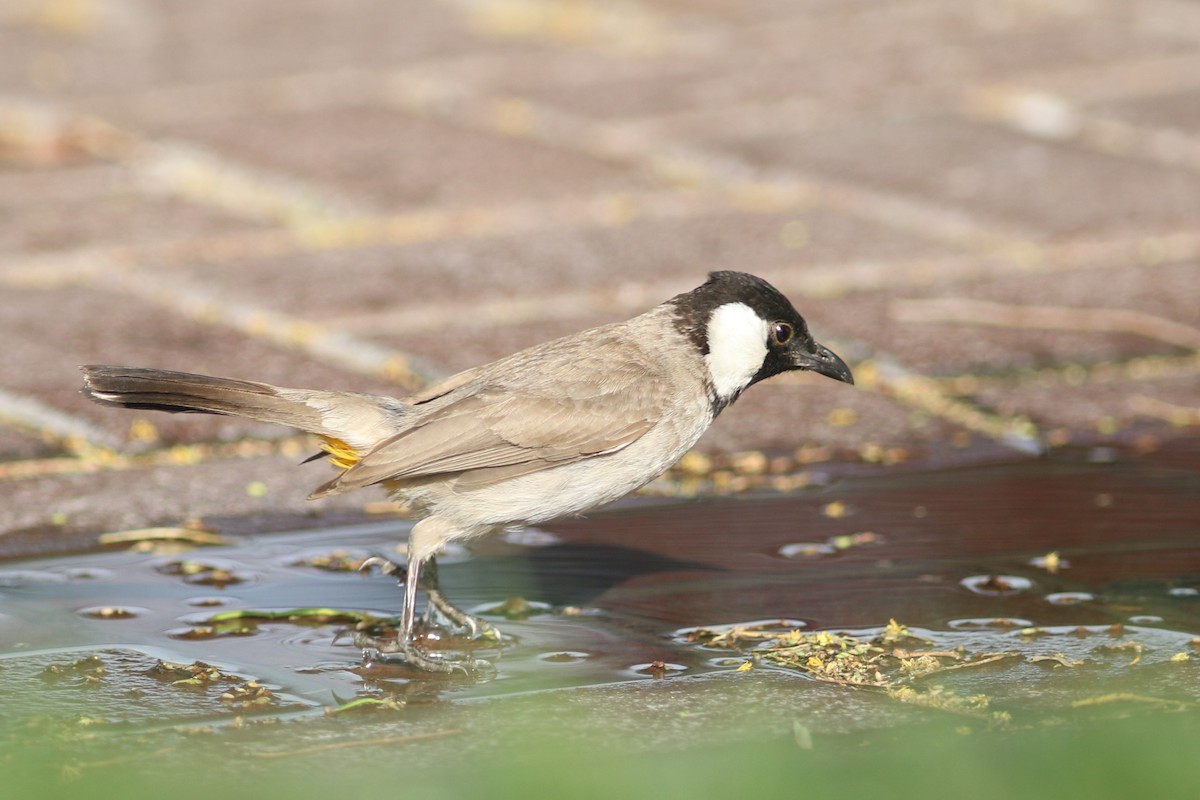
left=792, top=341, right=854, bottom=385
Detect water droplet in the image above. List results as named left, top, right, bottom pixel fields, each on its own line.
left=1168, top=587, right=1198, bottom=598
left=1045, top=592, right=1094, bottom=605
left=829, top=531, right=883, bottom=550
left=960, top=575, right=1033, bottom=595
left=1128, top=615, right=1164, bottom=625
left=822, top=501, right=850, bottom=518
left=1028, top=553, right=1069, bottom=573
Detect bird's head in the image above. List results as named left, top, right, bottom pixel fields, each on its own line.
left=671, top=271, right=854, bottom=411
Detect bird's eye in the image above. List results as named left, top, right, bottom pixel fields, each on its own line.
left=771, top=322, right=793, bottom=345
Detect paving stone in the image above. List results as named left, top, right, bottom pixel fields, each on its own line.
left=732, top=116, right=1200, bottom=237
left=0, top=453, right=368, bottom=547
left=695, top=375, right=952, bottom=456
left=153, top=105, right=653, bottom=210
left=810, top=260, right=1200, bottom=376
left=0, top=427, right=61, bottom=463
left=472, top=3, right=1196, bottom=123
left=154, top=208, right=950, bottom=323
left=0, top=160, right=266, bottom=255
left=0, top=0, right=498, bottom=97
left=974, top=375, right=1199, bottom=437
left=0, top=0, right=1198, bottom=547
left=1090, top=86, right=1200, bottom=132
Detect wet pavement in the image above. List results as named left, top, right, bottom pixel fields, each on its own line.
left=1, top=0, right=1199, bottom=794
left=2, top=440, right=1197, bottom=783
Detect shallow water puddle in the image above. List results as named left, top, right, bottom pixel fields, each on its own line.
left=0, top=441, right=1197, bottom=762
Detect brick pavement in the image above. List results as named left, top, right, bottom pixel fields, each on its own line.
left=1, top=0, right=1198, bottom=549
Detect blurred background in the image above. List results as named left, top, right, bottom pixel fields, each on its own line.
left=2, top=4, right=1200, bottom=791
left=1, top=0, right=1198, bottom=538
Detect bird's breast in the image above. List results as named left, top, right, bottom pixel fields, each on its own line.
left=429, top=397, right=715, bottom=528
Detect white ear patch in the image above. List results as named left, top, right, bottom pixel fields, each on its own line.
left=705, top=302, right=769, bottom=400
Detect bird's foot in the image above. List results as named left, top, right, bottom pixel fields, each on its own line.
left=355, top=631, right=494, bottom=678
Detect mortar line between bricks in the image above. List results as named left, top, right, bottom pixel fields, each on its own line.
left=9, top=87, right=1021, bottom=251
left=0, top=187, right=792, bottom=287
left=276, top=183, right=815, bottom=251
left=73, top=64, right=1021, bottom=248
left=2, top=62, right=1175, bottom=458
left=0, top=99, right=372, bottom=230
left=294, top=232, right=1200, bottom=333
left=12, top=91, right=950, bottom=261
left=18, top=42, right=1200, bottom=253
left=929, top=352, right=1200, bottom=396
left=128, top=138, right=380, bottom=225
left=965, top=85, right=1200, bottom=175
left=735, top=325, right=1046, bottom=454
left=842, top=351, right=1043, bottom=454
left=6, top=227, right=1196, bottom=337
left=0, top=434, right=319, bottom=483
left=378, top=72, right=1037, bottom=252
left=26, top=62, right=1151, bottom=259
left=0, top=388, right=120, bottom=451
left=969, top=51, right=1200, bottom=106
left=90, top=269, right=434, bottom=391
left=443, top=0, right=689, bottom=57
left=892, top=298, right=1200, bottom=351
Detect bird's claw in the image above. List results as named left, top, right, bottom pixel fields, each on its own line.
left=426, top=590, right=500, bottom=641
left=358, top=555, right=405, bottom=580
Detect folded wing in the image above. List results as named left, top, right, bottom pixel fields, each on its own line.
left=310, top=345, right=668, bottom=498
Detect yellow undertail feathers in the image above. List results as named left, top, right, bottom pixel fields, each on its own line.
left=318, top=436, right=361, bottom=471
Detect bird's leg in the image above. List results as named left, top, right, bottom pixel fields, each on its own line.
left=355, top=550, right=462, bottom=674
left=398, top=544, right=421, bottom=649
left=358, top=555, right=498, bottom=640
left=421, top=557, right=500, bottom=641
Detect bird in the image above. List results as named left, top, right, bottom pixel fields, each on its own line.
left=80, top=271, right=853, bottom=671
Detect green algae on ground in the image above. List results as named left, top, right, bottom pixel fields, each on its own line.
left=206, top=607, right=378, bottom=625
left=685, top=616, right=1200, bottom=727
left=687, top=620, right=1024, bottom=723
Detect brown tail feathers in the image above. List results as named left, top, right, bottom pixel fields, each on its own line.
left=80, top=365, right=324, bottom=432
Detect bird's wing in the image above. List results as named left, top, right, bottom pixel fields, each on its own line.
left=311, top=335, right=672, bottom=496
